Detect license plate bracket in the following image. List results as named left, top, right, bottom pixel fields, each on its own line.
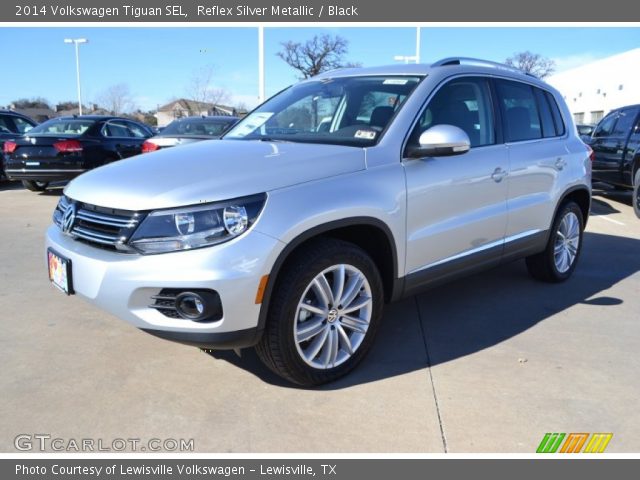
left=47, top=248, right=74, bottom=295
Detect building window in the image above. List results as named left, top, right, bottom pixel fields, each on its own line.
left=597, top=88, right=601, bottom=94
left=578, top=92, right=582, bottom=97
left=619, top=84, right=624, bottom=91
left=573, top=112, right=585, bottom=124
left=590, top=111, right=604, bottom=124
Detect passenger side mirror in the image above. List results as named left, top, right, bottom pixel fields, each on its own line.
left=407, top=124, right=471, bottom=158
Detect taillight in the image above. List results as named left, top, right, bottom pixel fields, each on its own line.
left=53, top=139, right=83, bottom=153
left=587, top=145, right=595, bottom=163
left=3, top=141, right=17, bottom=154
left=142, top=140, right=160, bottom=153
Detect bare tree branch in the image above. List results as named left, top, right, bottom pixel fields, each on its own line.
left=277, top=34, right=361, bottom=79
left=96, top=83, right=134, bottom=115
left=185, top=65, right=231, bottom=114
left=505, top=51, right=556, bottom=79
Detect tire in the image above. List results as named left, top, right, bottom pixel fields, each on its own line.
left=255, top=238, right=384, bottom=386
left=526, top=201, right=584, bottom=283
left=21, top=180, right=49, bottom=192
left=633, top=170, right=640, bottom=219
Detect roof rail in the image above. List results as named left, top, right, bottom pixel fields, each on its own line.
left=431, top=57, right=538, bottom=78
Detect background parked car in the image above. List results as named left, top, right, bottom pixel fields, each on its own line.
left=141, top=116, right=239, bottom=153
left=588, top=104, right=640, bottom=217
left=3, top=115, right=153, bottom=192
left=576, top=123, right=595, bottom=142
left=0, top=110, right=37, bottom=180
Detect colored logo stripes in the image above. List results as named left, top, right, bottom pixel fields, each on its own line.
left=537, top=433, right=612, bottom=453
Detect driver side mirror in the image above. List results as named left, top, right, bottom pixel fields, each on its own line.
left=407, top=124, right=471, bottom=159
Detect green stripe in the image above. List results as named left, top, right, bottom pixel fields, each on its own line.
left=547, top=433, right=566, bottom=453
left=536, top=433, right=552, bottom=453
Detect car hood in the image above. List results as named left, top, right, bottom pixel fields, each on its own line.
left=65, top=139, right=366, bottom=210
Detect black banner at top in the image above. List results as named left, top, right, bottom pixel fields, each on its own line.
left=3, top=0, right=640, bottom=22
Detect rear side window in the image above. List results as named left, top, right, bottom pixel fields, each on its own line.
left=0, top=115, right=14, bottom=133
left=543, top=91, right=566, bottom=136
left=533, top=89, right=556, bottom=138
left=496, top=80, right=542, bottom=142
left=102, top=121, right=132, bottom=138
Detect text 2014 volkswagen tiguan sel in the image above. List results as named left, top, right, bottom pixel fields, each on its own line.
left=46, top=59, right=592, bottom=386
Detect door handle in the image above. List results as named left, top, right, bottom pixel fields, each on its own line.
left=555, top=157, right=567, bottom=170
left=491, top=167, right=508, bottom=183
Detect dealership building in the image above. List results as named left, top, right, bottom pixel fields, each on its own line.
left=546, top=48, right=640, bottom=125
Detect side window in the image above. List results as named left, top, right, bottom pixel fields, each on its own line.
left=496, top=80, right=542, bottom=142
left=12, top=116, right=35, bottom=134
left=593, top=113, right=617, bottom=138
left=545, top=92, right=566, bottom=136
left=0, top=115, right=13, bottom=133
left=611, top=108, right=639, bottom=137
left=533, top=89, right=556, bottom=138
left=410, top=77, right=495, bottom=148
left=125, top=121, right=149, bottom=138
left=102, top=121, right=132, bottom=138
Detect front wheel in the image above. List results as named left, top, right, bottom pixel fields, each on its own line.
left=21, top=180, right=49, bottom=192
left=526, top=201, right=584, bottom=282
left=633, top=170, right=640, bottom=219
left=255, top=238, right=384, bottom=386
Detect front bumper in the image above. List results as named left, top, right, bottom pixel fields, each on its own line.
left=45, top=225, right=284, bottom=349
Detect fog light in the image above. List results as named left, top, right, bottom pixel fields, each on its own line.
left=175, top=292, right=216, bottom=321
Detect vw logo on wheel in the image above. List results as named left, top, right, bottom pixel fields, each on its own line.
left=62, top=203, right=77, bottom=234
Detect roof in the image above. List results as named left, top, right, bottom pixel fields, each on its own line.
left=157, top=98, right=236, bottom=115
left=311, top=58, right=547, bottom=87
left=170, top=115, right=239, bottom=122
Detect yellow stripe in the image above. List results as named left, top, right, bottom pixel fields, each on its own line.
left=597, top=434, right=613, bottom=453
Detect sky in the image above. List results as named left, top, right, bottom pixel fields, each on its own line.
left=1, top=26, right=638, bottom=111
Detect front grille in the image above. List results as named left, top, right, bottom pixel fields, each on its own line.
left=53, top=196, right=145, bottom=252
left=150, top=289, right=183, bottom=318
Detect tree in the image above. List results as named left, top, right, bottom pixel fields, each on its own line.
left=55, top=101, right=82, bottom=112
left=185, top=65, right=230, bottom=112
left=96, top=83, right=134, bottom=115
left=277, top=34, right=360, bottom=79
left=11, top=97, right=51, bottom=109
left=505, top=51, right=556, bottom=78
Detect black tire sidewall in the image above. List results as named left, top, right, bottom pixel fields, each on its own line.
left=270, top=241, right=384, bottom=384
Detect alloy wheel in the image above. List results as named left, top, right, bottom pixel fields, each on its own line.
left=294, top=264, right=372, bottom=369
left=553, top=211, right=580, bottom=273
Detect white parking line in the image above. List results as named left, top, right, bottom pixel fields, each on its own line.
left=593, top=215, right=626, bottom=226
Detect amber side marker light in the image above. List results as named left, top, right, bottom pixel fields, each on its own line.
left=255, top=275, right=269, bottom=304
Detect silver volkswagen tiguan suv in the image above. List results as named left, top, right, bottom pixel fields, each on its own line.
left=46, top=58, right=592, bottom=386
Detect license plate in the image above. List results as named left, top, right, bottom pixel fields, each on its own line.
left=48, top=249, right=74, bottom=295
left=26, top=161, right=40, bottom=166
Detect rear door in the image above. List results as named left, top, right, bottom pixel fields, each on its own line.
left=496, top=79, right=568, bottom=245
left=101, top=120, right=139, bottom=159
left=123, top=121, right=152, bottom=155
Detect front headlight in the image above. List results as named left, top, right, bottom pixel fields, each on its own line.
left=129, top=194, right=266, bottom=254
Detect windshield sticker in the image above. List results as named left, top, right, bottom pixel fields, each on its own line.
left=229, top=112, right=274, bottom=137
left=383, top=79, right=409, bottom=85
left=355, top=130, right=377, bottom=140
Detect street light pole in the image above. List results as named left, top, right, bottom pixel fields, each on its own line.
left=64, top=38, right=88, bottom=115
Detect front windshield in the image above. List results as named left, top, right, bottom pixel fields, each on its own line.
left=162, top=118, right=236, bottom=137
left=28, top=118, right=95, bottom=136
left=225, top=75, right=422, bottom=147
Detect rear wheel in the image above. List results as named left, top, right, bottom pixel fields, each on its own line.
left=526, top=201, right=584, bottom=282
left=21, top=180, right=49, bottom=192
left=633, top=170, right=640, bottom=219
left=255, top=238, right=384, bottom=386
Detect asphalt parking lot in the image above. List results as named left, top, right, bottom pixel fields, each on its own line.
left=1, top=181, right=638, bottom=453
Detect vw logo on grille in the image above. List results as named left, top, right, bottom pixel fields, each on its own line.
left=62, top=203, right=77, bottom=234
